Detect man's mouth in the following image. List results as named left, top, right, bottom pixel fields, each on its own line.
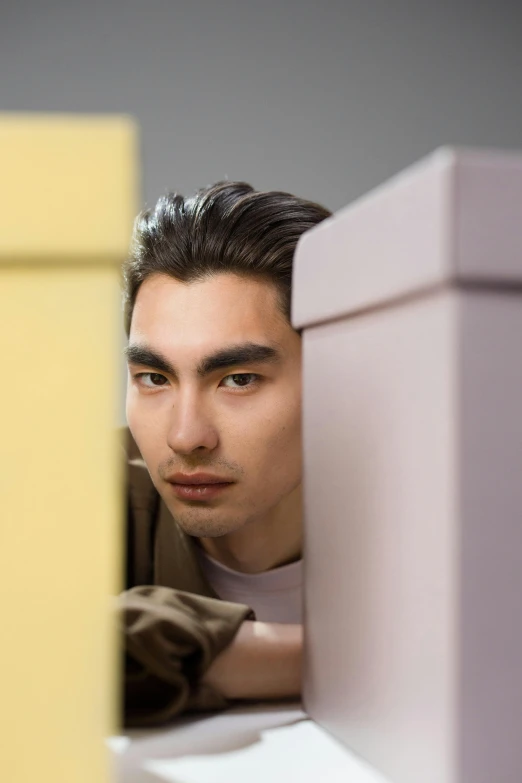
left=166, top=472, right=234, bottom=486
left=164, top=472, right=235, bottom=501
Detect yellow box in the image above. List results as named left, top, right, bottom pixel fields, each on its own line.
left=0, top=113, right=139, bottom=783
left=0, top=113, right=138, bottom=263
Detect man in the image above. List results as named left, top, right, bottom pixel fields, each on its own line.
left=121, top=181, right=331, bottom=726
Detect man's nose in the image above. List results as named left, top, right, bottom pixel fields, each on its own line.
left=166, top=390, right=219, bottom=454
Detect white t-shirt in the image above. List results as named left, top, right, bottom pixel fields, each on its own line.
left=196, top=548, right=303, bottom=624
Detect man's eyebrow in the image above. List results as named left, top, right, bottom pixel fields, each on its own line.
left=124, top=342, right=282, bottom=378
left=197, top=343, right=281, bottom=376
left=124, top=345, right=176, bottom=375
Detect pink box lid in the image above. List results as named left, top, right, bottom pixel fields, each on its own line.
left=292, top=147, right=522, bottom=329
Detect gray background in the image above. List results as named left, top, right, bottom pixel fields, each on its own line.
left=2, top=0, right=521, bottom=421
left=2, top=0, right=522, bottom=212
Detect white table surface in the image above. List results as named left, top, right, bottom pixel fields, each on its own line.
left=109, top=701, right=391, bottom=783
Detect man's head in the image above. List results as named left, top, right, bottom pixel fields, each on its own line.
left=123, top=181, right=330, bottom=540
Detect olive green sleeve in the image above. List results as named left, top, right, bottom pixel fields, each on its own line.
left=120, top=585, right=255, bottom=727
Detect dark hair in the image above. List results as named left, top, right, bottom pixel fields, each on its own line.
left=122, top=181, right=331, bottom=334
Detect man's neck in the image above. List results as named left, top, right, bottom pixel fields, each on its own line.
left=198, top=484, right=303, bottom=574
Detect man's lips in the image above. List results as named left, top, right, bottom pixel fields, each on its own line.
left=165, top=472, right=234, bottom=486
left=165, top=473, right=235, bottom=502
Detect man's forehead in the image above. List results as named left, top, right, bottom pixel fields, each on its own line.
left=131, top=272, right=289, bottom=344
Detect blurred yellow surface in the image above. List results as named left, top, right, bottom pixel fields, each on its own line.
left=0, top=114, right=138, bottom=263
left=0, top=114, right=138, bottom=783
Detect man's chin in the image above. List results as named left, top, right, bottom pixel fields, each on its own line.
left=174, top=514, right=245, bottom=539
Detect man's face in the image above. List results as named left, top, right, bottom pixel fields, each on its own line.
left=126, top=272, right=302, bottom=538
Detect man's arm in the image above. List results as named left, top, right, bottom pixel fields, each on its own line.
left=121, top=587, right=302, bottom=727
left=202, top=621, right=302, bottom=700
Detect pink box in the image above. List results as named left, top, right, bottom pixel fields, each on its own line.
left=293, top=148, right=522, bottom=783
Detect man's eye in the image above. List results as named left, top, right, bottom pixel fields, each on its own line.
left=135, top=372, right=169, bottom=388
left=220, top=373, right=259, bottom=389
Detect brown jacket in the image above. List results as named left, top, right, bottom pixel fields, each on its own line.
left=121, top=429, right=254, bottom=727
